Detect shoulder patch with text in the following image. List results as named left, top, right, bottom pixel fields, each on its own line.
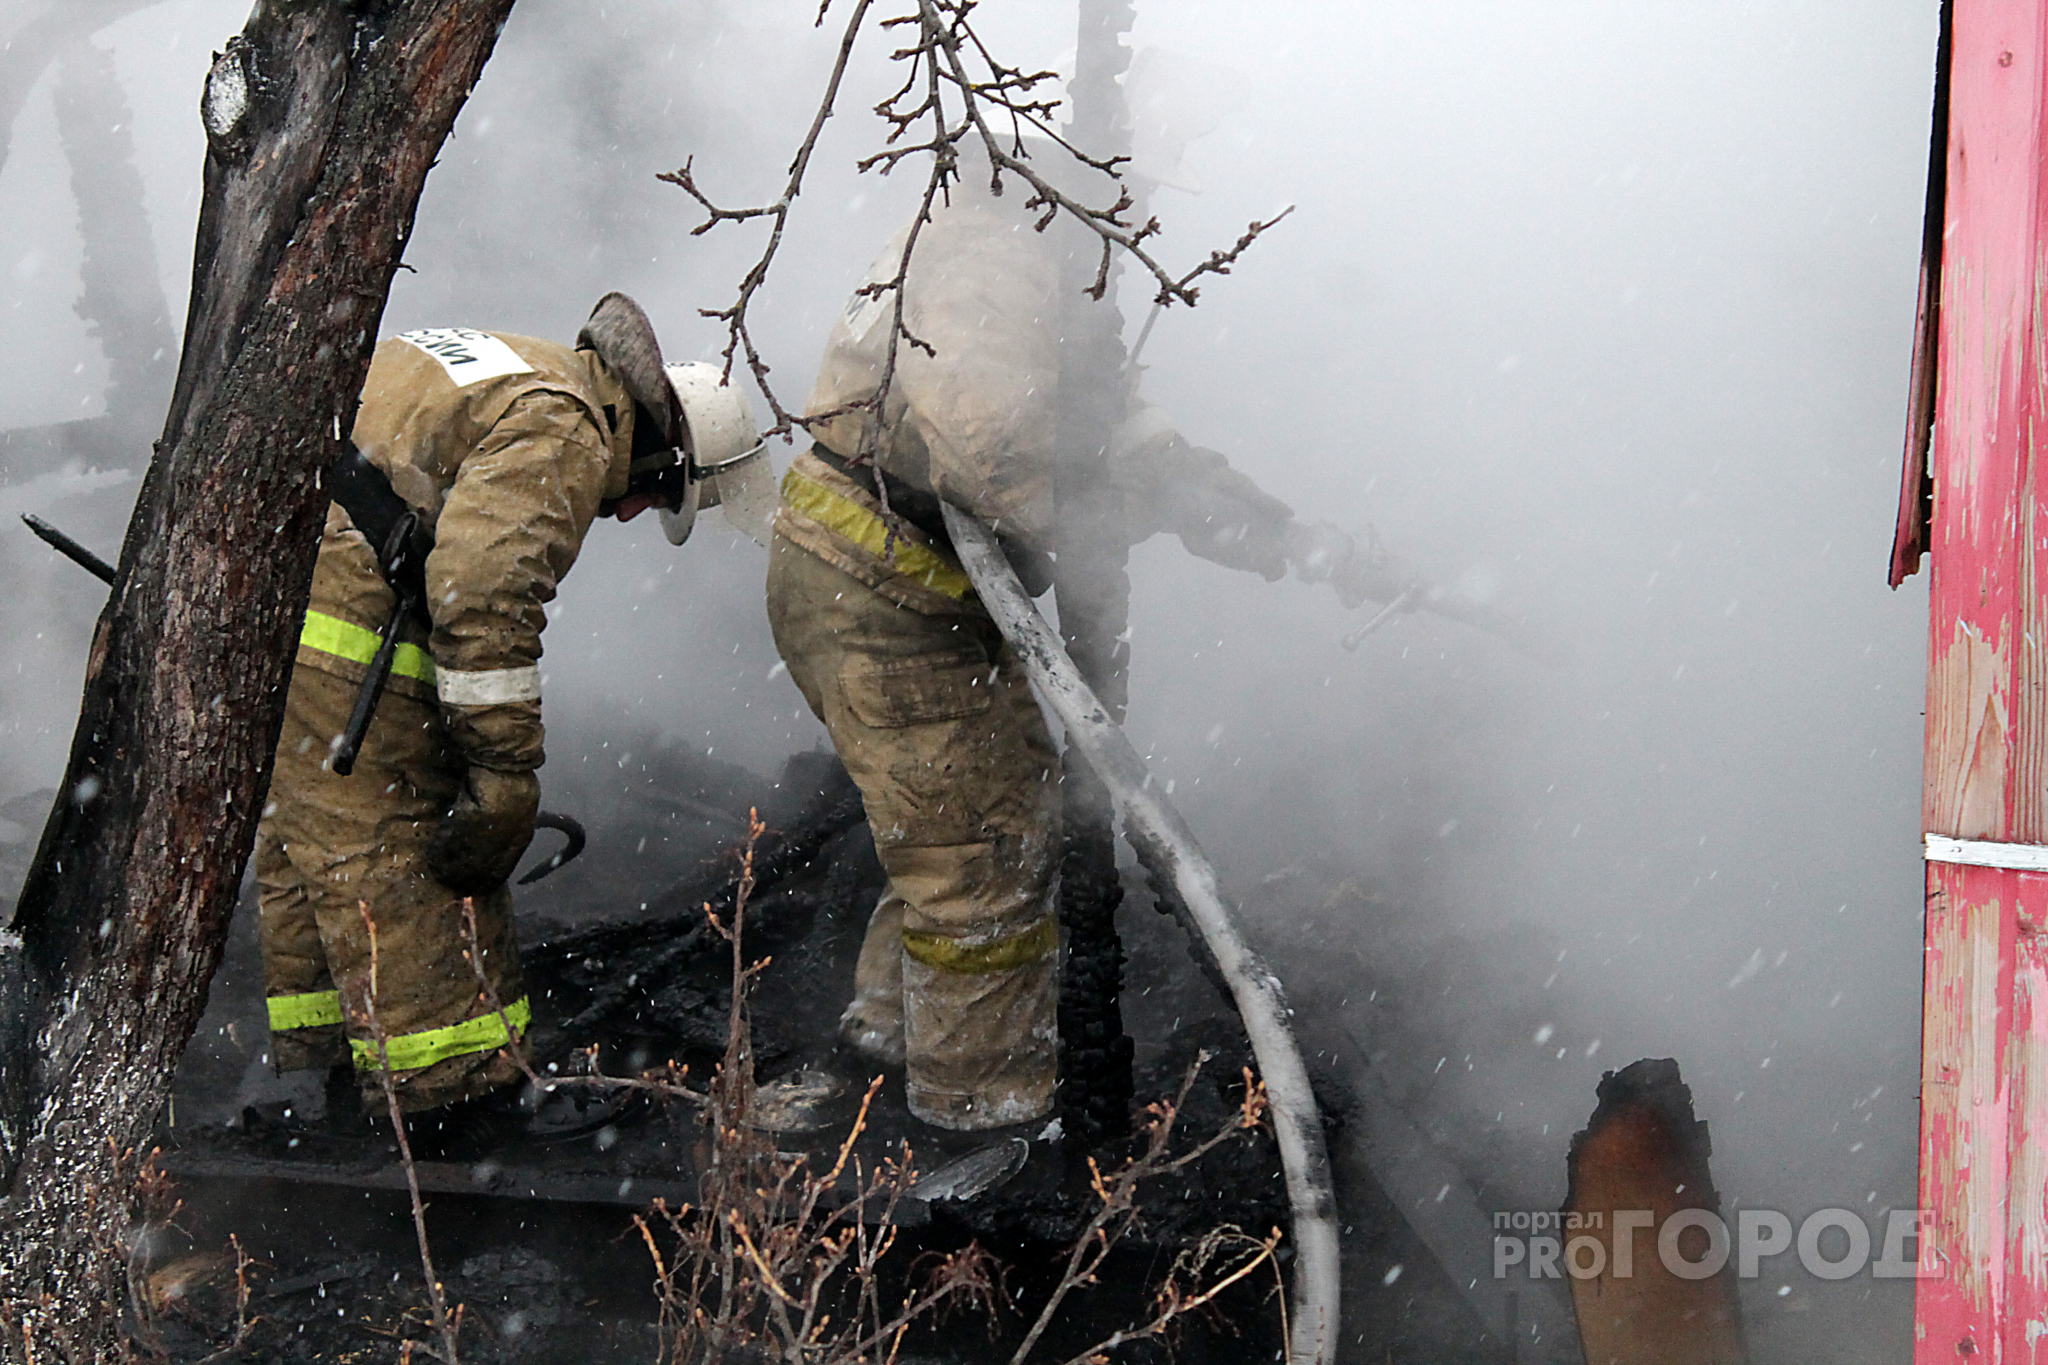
left=397, top=328, right=534, bottom=387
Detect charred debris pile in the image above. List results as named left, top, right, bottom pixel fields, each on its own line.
left=22, top=720, right=1628, bottom=1363
left=153, top=738, right=1315, bottom=1362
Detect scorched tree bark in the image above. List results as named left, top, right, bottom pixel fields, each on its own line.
left=0, top=1, right=514, bottom=1353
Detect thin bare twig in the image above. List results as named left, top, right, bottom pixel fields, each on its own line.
left=660, top=0, right=1289, bottom=461
left=352, top=903, right=461, bottom=1365
left=912, top=0, right=1292, bottom=305
left=630, top=813, right=1001, bottom=1364
left=657, top=0, right=877, bottom=438
left=118, top=1145, right=179, bottom=1361
left=1005, top=1052, right=1270, bottom=1365
left=1049, top=1224, right=1284, bottom=1365
left=186, top=1234, right=259, bottom=1365
left=459, top=898, right=707, bottom=1107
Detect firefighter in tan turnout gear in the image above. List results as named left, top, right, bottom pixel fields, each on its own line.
left=768, top=176, right=1397, bottom=1134
left=255, top=294, right=710, bottom=1138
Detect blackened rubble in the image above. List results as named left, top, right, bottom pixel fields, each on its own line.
left=156, top=743, right=1332, bottom=1360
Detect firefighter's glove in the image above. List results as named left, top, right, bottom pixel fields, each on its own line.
left=427, top=768, right=540, bottom=896
left=1290, top=521, right=1405, bottom=610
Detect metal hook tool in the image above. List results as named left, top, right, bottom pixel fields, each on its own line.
left=1341, top=584, right=1422, bottom=652
left=518, top=811, right=587, bottom=885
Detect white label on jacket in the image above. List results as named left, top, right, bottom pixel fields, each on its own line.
left=437, top=665, right=541, bottom=707
left=399, top=328, right=533, bottom=387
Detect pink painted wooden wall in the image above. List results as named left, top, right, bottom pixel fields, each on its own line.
left=1919, top=5, right=2048, bottom=1360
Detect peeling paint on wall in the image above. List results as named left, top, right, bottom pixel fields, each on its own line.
left=2007, top=923, right=2048, bottom=1331
left=1927, top=619, right=2010, bottom=840
left=1922, top=875, right=1997, bottom=1319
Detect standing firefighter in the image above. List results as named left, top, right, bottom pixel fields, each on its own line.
left=256, top=294, right=706, bottom=1143
left=768, top=172, right=1405, bottom=1134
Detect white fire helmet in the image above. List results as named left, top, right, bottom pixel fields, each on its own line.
left=658, top=361, right=774, bottom=547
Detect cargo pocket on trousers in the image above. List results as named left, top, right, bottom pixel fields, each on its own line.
left=841, top=649, right=997, bottom=729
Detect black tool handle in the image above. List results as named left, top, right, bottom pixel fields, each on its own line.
left=331, top=594, right=408, bottom=777
left=333, top=508, right=430, bottom=778
left=21, top=514, right=115, bottom=585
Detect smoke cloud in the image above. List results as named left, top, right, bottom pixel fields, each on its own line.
left=0, top=3, right=1934, bottom=1358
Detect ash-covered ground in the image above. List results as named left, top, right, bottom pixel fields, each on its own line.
left=150, top=742, right=1499, bottom=1364
left=7, top=720, right=1769, bottom=1365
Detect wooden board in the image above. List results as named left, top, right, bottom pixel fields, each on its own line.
left=1916, top=4, right=2048, bottom=1358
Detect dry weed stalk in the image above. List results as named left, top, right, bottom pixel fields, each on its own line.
left=192, top=1236, right=256, bottom=1365
left=625, top=815, right=1281, bottom=1363
left=1006, top=1054, right=1278, bottom=1365
left=116, top=1152, right=259, bottom=1361
left=350, top=904, right=464, bottom=1365
left=1050, top=1224, right=1286, bottom=1365
left=149, top=1234, right=258, bottom=1365
left=118, top=1145, right=181, bottom=1360
left=633, top=812, right=1000, bottom=1363
left=635, top=1081, right=999, bottom=1365
left=314, top=814, right=1278, bottom=1363
left=460, top=897, right=707, bottom=1110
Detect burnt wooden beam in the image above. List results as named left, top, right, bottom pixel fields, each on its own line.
left=53, top=34, right=178, bottom=444
left=1052, top=0, right=1141, bottom=1149
left=0, top=1, right=513, bottom=1353
left=0, top=1, right=160, bottom=183
left=1563, top=1058, right=1748, bottom=1365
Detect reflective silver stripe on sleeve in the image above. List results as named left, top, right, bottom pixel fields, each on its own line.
left=436, top=665, right=542, bottom=707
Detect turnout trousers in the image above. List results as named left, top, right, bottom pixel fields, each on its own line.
left=766, top=517, right=1060, bottom=1131
left=255, top=662, right=527, bottom=1113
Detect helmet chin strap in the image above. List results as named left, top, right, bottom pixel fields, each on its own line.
left=693, top=439, right=768, bottom=476
left=621, top=392, right=695, bottom=510
left=657, top=471, right=701, bottom=545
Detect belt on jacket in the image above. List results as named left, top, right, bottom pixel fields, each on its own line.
left=806, top=443, right=954, bottom=548
left=780, top=465, right=973, bottom=601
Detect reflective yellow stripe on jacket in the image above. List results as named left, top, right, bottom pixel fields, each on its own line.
left=780, top=467, right=973, bottom=600
left=348, top=997, right=532, bottom=1073
left=268, top=989, right=344, bottom=1032
left=300, top=609, right=437, bottom=685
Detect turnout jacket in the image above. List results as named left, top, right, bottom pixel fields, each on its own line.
left=789, top=194, right=1297, bottom=603
left=295, top=329, right=637, bottom=774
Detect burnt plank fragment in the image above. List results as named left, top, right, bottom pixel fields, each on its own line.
left=1563, top=1057, right=1748, bottom=1365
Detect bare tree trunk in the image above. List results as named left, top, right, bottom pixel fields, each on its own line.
left=0, top=2, right=513, bottom=1355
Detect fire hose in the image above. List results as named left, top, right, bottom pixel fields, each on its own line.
left=941, top=501, right=1340, bottom=1365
